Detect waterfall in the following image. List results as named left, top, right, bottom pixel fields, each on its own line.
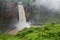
left=15, top=2, right=31, bottom=31
left=18, top=2, right=26, bottom=24
left=7, top=2, right=31, bottom=35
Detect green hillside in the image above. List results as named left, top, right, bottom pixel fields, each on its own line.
left=0, top=23, right=60, bottom=40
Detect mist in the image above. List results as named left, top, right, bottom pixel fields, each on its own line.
left=0, top=0, right=60, bottom=33
left=31, top=0, right=60, bottom=11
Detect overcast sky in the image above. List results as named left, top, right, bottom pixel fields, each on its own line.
left=33, top=0, right=60, bottom=11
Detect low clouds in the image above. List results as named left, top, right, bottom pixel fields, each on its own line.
left=33, top=0, right=60, bottom=11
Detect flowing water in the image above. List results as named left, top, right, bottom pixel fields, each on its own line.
left=6, top=2, right=31, bottom=35
left=16, top=2, right=31, bottom=31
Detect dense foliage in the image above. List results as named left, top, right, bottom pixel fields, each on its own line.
left=0, top=23, right=60, bottom=40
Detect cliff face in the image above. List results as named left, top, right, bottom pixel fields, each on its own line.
left=0, top=2, right=18, bottom=32
left=24, top=5, right=60, bottom=25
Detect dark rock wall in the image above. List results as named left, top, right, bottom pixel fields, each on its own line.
left=0, top=2, right=18, bottom=32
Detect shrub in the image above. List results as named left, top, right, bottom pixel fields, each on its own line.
left=0, top=23, right=60, bottom=40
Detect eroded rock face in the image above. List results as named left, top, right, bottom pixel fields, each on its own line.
left=0, top=2, right=18, bottom=32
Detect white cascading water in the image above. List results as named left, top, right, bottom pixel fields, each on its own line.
left=16, top=2, right=31, bottom=31
left=8, top=2, right=31, bottom=35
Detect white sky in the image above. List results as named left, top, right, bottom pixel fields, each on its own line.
left=34, top=0, right=60, bottom=11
